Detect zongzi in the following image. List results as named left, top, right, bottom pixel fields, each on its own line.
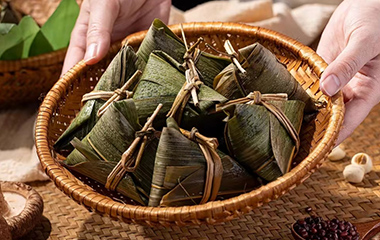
left=225, top=96, right=305, bottom=182
left=214, top=42, right=317, bottom=113
left=54, top=46, right=145, bottom=152
left=55, top=19, right=320, bottom=209
left=149, top=118, right=261, bottom=207
left=137, top=18, right=231, bottom=87
left=62, top=99, right=158, bottom=205
left=133, top=51, right=227, bottom=130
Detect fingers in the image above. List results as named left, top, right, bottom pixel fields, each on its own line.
left=316, top=23, right=340, bottom=65
left=155, top=0, right=171, bottom=24
left=320, top=35, right=378, bottom=97
left=84, top=0, right=120, bottom=65
left=335, top=97, right=373, bottom=145
left=127, top=0, right=171, bottom=34
left=61, top=1, right=90, bottom=74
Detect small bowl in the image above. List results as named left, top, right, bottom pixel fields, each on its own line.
left=1, top=181, right=44, bottom=239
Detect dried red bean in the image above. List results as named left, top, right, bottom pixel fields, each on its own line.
left=305, top=207, right=313, bottom=213
left=294, top=216, right=359, bottom=240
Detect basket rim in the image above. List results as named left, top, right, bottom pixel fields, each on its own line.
left=0, top=47, right=67, bottom=72
left=35, top=21, right=344, bottom=226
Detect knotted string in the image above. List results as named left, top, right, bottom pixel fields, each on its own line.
left=167, top=25, right=203, bottom=123
left=180, top=128, right=223, bottom=204
left=206, top=40, right=247, bottom=74
left=216, top=91, right=300, bottom=156
left=81, top=70, right=142, bottom=117
left=105, top=103, right=162, bottom=191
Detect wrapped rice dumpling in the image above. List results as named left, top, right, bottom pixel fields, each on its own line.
left=149, top=118, right=261, bottom=207
left=133, top=51, right=228, bottom=130
left=54, top=46, right=146, bottom=152
left=62, top=99, right=158, bottom=205
left=56, top=18, right=313, bottom=208
left=225, top=99, right=305, bottom=182
left=137, top=19, right=231, bottom=87
left=214, top=43, right=317, bottom=113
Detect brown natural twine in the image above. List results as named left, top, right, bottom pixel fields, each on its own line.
left=105, top=104, right=162, bottom=191
left=224, top=40, right=247, bottom=74
left=206, top=40, right=247, bottom=74
left=167, top=26, right=203, bottom=122
left=180, top=128, right=223, bottom=204
left=81, top=70, right=142, bottom=117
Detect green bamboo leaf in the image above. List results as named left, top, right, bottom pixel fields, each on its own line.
left=1, top=0, right=78, bottom=59
left=18, top=16, right=41, bottom=58
left=0, top=23, right=15, bottom=35
left=137, top=19, right=231, bottom=87
left=28, top=30, right=54, bottom=57
left=150, top=118, right=261, bottom=207
left=227, top=104, right=275, bottom=179
left=270, top=100, right=305, bottom=174
left=160, top=151, right=261, bottom=207
left=54, top=46, right=145, bottom=152
left=63, top=99, right=158, bottom=205
left=0, top=40, right=23, bottom=60
left=226, top=101, right=304, bottom=182
left=38, top=0, right=79, bottom=50
left=133, top=52, right=227, bottom=130
left=0, top=21, right=23, bottom=60
left=149, top=118, right=206, bottom=206
left=214, top=43, right=317, bottom=113
left=1, top=16, right=42, bottom=59
left=63, top=141, right=146, bottom=205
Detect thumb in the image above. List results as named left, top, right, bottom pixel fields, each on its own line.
left=320, top=38, right=376, bottom=97
left=84, top=0, right=120, bottom=65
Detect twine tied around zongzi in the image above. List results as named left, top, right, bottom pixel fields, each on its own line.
left=167, top=25, right=203, bottom=123
left=105, top=103, right=163, bottom=191
left=81, top=70, right=142, bottom=117
left=216, top=91, right=300, bottom=155
left=206, top=40, right=247, bottom=74
left=180, top=128, right=223, bottom=204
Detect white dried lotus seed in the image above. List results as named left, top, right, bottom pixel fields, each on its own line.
left=343, top=164, right=365, bottom=183
left=351, top=153, right=373, bottom=174
left=328, top=146, right=346, bottom=161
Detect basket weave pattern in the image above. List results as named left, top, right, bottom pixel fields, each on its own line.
left=35, top=22, right=344, bottom=226
left=0, top=49, right=66, bottom=107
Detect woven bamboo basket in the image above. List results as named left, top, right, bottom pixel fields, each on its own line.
left=0, top=49, right=65, bottom=107
left=0, top=0, right=63, bottom=108
left=0, top=0, right=84, bottom=108
left=35, top=22, right=345, bottom=226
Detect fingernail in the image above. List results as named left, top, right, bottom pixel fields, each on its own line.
left=84, top=43, right=98, bottom=63
left=321, top=74, right=341, bottom=96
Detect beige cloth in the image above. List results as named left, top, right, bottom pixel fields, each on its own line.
left=0, top=106, right=48, bottom=182
left=169, top=0, right=338, bottom=46
left=0, top=0, right=341, bottom=182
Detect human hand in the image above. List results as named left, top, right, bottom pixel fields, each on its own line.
left=62, top=0, right=171, bottom=74
left=317, top=0, right=380, bottom=144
